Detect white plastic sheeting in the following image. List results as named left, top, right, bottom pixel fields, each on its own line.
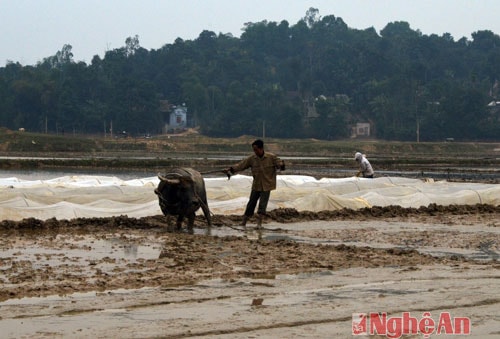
left=0, top=174, right=498, bottom=221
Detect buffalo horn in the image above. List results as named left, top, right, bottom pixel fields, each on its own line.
left=157, top=174, right=181, bottom=184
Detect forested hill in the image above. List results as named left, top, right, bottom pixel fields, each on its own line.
left=1, top=8, right=500, bottom=141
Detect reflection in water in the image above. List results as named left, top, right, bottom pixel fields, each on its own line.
left=123, top=243, right=138, bottom=257
left=0, top=234, right=162, bottom=272
left=0, top=169, right=153, bottom=181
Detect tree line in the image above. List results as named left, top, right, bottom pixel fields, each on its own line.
left=1, top=8, right=499, bottom=141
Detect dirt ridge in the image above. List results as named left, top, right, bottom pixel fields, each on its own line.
left=0, top=203, right=498, bottom=231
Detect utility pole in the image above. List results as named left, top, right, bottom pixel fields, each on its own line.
left=415, top=88, right=421, bottom=143
left=416, top=118, right=420, bottom=143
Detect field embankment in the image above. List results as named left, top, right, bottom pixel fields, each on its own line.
left=0, top=129, right=499, bottom=181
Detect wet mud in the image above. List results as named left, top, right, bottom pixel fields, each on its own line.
left=1, top=204, right=498, bottom=303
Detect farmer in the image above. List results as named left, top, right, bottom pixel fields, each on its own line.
left=354, top=152, right=374, bottom=178
left=226, top=139, right=285, bottom=227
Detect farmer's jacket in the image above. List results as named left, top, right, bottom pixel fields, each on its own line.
left=231, top=152, right=281, bottom=191
left=359, top=156, right=374, bottom=177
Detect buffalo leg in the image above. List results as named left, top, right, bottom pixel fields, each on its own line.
left=165, top=215, right=173, bottom=228
left=186, top=212, right=196, bottom=231
left=176, top=215, right=184, bottom=230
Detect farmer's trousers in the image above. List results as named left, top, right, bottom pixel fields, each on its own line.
left=244, top=190, right=271, bottom=217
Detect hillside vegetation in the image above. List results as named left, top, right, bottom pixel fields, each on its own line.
left=1, top=8, right=500, bottom=141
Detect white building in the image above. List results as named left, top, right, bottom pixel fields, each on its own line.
left=351, top=122, right=370, bottom=138
left=169, top=105, right=187, bottom=128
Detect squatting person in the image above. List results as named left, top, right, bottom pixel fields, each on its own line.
left=354, top=152, right=374, bottom=178
left=226, top=139, right=285, bottom=227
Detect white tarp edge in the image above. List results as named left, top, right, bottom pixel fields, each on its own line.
left=0, top=175, right=498, bottom=221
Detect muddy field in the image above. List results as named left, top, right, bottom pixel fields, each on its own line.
left=0, top=204, right=499, bottom=338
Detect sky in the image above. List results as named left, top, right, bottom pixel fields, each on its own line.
left=1, top=0, right=500, bottom=66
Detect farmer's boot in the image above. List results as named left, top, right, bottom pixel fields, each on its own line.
left=256, top=214, right=263, bottom=228
left=240, top=215, right=249, bottom=227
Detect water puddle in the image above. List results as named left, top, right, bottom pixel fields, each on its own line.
left=196, top=225, right=499, bottom=262
left=0, top=234, right=163, bottom=275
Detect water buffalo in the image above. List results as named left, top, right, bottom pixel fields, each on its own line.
left=154, top=167, right=212, bottom=231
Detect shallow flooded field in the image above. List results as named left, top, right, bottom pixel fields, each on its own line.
left=0, top=206, right=499, bottom=338
left=1, top=148, right=499, bottom=183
